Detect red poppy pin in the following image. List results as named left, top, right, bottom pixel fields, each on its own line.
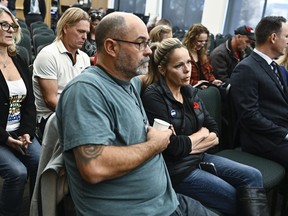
left=193, top=102, right=200, bottom=109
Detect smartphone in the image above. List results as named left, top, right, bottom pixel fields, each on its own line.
left=8, top=132, right=27, bottom=155
left=199, top=162, right=218, bottom=176
left=17, top=145, right=27, bottom=155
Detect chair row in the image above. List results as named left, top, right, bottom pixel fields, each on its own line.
left=197, top=85, right=286, bottom=216
left=17, top=20, right=56, bottom=65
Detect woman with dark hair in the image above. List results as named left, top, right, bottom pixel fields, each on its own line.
left=183, top=24, right=222, bottom=88
left=0, top=6, right=41, bottom=216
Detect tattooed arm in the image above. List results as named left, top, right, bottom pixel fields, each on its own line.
left=73, top=127, right=173, bottom=184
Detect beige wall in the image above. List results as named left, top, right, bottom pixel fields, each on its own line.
left=91, top=0, right=108, bottom=10
left=201, top=0, right=228, bottom=35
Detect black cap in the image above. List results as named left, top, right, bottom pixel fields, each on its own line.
left=234, top=25, right=255, bottom=40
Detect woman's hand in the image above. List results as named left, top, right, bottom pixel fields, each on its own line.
left=190, top=132, right=219, bottom=154
left=6, top=133, right=31, bottom=153
left=18, top=134, right=32, bottom=149
left=212, top=79, right=222, bottom=86
left=188, top=127, right=209, bottom=148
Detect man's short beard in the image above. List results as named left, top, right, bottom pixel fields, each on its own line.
left=115, top=51, right=149, bottom=79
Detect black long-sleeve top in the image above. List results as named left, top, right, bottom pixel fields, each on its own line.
left=142, top=77, right=219, bottom=184
left=0, top=55, right=36, bottom=145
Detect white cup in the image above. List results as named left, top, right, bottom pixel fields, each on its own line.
left=153, top=118, right=170, bottom=131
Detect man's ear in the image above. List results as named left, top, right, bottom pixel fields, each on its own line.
left=236, top=34, right=242, bottom=40
left=270, top=32, right=277, bottom=44
left=104, top=39, right=118, bottom=57
left=63, top=25, right=68, bottom=34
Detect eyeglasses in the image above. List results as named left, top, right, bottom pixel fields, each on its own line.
left=112, top=38, right=151, bottom=51
left=0, top=22, right=19, bottom=32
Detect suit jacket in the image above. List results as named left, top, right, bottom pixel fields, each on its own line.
left=230, top=51, right=288, bottom=153
left=0, top=55, right=36, bottom=145
left=23, top=0, right=46, bottom=18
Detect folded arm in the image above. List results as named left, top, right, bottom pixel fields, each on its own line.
left=74, top=127, right=172, bottom=184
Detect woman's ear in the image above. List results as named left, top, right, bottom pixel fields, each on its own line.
left=158, top=65, right=166, bottom=76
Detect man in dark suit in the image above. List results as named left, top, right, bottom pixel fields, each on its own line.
left=230, top=16, right=288, bottom=169
left=23, top=0, right=46, bottom=27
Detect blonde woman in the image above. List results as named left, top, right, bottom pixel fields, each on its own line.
left=0, top=6, right=41, bottom=215
left=149, top=24, right=172, bottom=42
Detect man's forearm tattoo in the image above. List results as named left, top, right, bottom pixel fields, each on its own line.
left=76, top=145, right=104, bottom=164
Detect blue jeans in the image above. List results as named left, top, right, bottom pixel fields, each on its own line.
left=0, top=138, right=41, bottom=216
left=173, top=153, right=263, bottom=215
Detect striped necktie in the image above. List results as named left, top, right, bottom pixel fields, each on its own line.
left=271, top=61, right=283, bottom=90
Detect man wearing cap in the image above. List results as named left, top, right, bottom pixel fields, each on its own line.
left=210, top=25, right=255, bottom=83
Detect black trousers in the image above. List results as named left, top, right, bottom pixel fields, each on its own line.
left=25, top=14, right=44, bottom=27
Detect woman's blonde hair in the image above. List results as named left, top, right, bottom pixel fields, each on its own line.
left=149, top=25, right=172, bottom=42
left=143, top=38, right=185, bottom=89
left=56, top=7, right=90, bottom=41
left=0, top=6, right=21, bottom=56
left=277, top=47, right=288, bottom=70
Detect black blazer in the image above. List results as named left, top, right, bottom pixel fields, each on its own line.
left=0, top=55, right=36, bottom=145
left=230, top=51, right=288, bottom=153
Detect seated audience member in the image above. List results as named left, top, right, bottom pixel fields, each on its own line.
left=141, top=37, right=268, bottom=216
left=276, top=47, right=288, bottom=85
left=0, top=7, right=41, bottom=216
left=56, top=11, right=218, bottom=216
left=81, top=9, right=102, bottom=64
left=156, top=18, right=172, bottom=27
left=230, top=16, right=288, bottom=169
left=33, top=7, right=90, bottom=135
left=141, top=25, right=173, bottom=88
left=210, top=25, right=255, bottom=83
left=149, top=24, right=172, bottom=42
left=182, top=24, right=222, bottom=88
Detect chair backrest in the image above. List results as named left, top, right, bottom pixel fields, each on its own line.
left=18, top=33, right=32, bottom=64
left=30, top=21, right=48, bottom=33
left=197, top=86, right=223, bottom=152
left=30, top=21, right=48, bottom=28
left=21, top=28, right=31, bottom=37
left=18, top=20, right=28, bottom=29
left=32, top=34, right=56, bottom=56
left=197, top=86, right=222, bottom=132
left=32, top=26, right=54, bottom=36
left=220, top=84, right=241, bottom=149
left=16, top=45, right=30, bottom=66
left=208, top=33, right=215, bottom=54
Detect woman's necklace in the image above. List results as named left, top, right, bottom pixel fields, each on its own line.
left=1, top=55, right=9, bottom=68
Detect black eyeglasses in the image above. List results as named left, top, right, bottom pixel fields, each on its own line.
left=0, top=22, right=19, bottom=32
left=112, top=38, right=151, bottom=51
